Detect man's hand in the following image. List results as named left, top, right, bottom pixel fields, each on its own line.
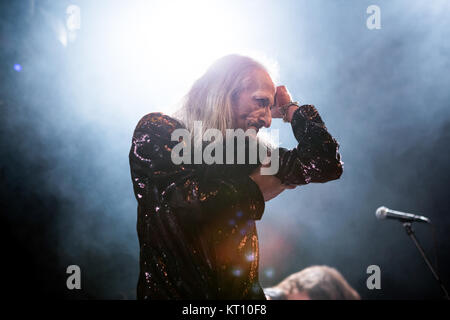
left=271, top=85, right=292, bottom=118
left=271, top=85, right=299, bottom=122
left=250, top=166, right=296, bottom=202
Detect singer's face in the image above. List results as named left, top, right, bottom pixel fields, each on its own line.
left=232, top=68, right=275, bottom=133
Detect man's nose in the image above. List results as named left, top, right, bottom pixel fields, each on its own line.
left=260, top=107, right=272, bottom=128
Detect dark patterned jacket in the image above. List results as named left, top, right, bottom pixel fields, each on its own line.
left=129, top=105, right=343, bottom=299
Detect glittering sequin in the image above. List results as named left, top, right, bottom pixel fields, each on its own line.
left=129, top=108, right=342, bottom=299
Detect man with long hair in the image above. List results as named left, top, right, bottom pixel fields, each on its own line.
left=129, top=54, right=343, bottom=299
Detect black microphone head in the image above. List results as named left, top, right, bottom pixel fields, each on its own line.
left=376, top=206, right=388, bottom=220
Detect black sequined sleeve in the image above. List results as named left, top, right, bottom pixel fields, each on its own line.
left=129, top=113, right=265, bottom=224
left=275, top=105, right=343, bottom=185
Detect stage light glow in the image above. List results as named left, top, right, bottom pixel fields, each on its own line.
left=232, top=268, right=242, bottom=277
left=14, top=64, right=22, bottom=72
left=246, top=253, right=255, bottom=262
left=132, top=0, right=241, bottom=81
left=264, top=268, right=274, bottom=278
left=96, top=0, right=276, bottom=116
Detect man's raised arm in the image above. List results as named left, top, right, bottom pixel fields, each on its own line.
left=275, top=104, right=343, bottom=185
left=270, top=86, right=343, bottom=186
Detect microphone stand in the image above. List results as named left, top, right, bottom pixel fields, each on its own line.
left=402, top=222, right=449, bottom=300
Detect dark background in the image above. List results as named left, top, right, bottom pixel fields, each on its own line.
left=1, top=0, right=449, bottom=299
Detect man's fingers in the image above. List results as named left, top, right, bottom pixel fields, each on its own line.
left=275, top=85, right=292, bottom=107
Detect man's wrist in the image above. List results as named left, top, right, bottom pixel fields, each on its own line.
left=285, top=105, right=299, bottom=123
left=279, top=101, right=300, bottom=122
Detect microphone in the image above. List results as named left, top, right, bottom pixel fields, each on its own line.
left=375, top=206, right=431, bottom=224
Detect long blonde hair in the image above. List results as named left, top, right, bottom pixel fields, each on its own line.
left=173, top=54, right=269, bottom=135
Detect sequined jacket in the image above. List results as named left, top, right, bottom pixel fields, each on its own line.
left=129, top=105, right=343, bottom=300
